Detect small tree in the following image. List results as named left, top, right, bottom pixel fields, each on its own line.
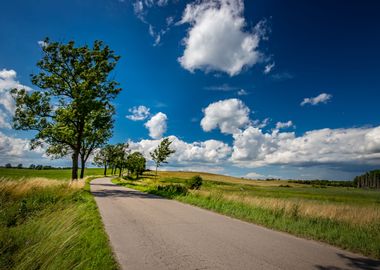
left=29, top=164, right=36, bottom=169
left=93, top=144, right=114, bottom=176
left=5, top=163, right=12, bottom=168
left=150, top=138, right=175, bottom=178
left=126, top=152, right=146, bottom=179
left=35, top=165, right=43, bottom=170
left=17, top=164, right=23, bottom=169
left=112, top=143, right=129, bottom=177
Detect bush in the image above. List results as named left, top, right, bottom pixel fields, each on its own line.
left=155, top=184, right=188, bottom=197
left=188, top=175, right=203, bottom=190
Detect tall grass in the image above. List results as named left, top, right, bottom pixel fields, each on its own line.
left=0, top=178, right=118, bottom=270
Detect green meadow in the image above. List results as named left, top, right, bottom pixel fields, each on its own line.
left=0, top=168, right=104, bottom=181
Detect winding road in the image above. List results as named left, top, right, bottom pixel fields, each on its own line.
left=91, top=177, right=380, bottom=270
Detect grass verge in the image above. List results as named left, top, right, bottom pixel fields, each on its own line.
left=0, top=177, right=118, bottom=270
left=113, top=177, right=380, bottom=259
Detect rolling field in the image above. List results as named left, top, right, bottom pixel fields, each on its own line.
left=114, top=170, right=380, bottom=259
left=0, top=168, right=118, bottom=270
left=0, top=168, right=104, bottom=181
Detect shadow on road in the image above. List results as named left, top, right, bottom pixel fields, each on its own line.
left=315, top=253, right=380, bottom=270
left=92, top=187, right=162, bottom=200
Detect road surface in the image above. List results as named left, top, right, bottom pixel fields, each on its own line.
left=91, top=177, right=380, bottom=270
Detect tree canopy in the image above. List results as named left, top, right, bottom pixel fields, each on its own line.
left=150, top=138, right=175, bottom=177
left=11, top=38, right=121, bottom=179
left=126, top=152, right=146, bottom=179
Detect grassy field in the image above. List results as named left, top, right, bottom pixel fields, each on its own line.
left=0, top=168, right=104, bottom=181
left=0, top=168, right=118, bottom=270
left=114, top=171, right=380, bottom=259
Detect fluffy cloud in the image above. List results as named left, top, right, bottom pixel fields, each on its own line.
left=0, top=69, right=32, bottom=129
left=245, top=172, right=265, bottom=179
left=0, top=131, right=29, bottom=158
left=178, top=0, right=267, bottom=76
left=201, top=98, right=250, bottom=134
left=126, top=105, right=151, bottom=121
left=129, top=135, right=231, bottom=165
left=144, top=112, right=167, bottom=139
left=231, top=125, right=380, bottom=168
left=0, top=110, right=11, bottom=129
left=301, top=93, right=332, bottom=106
left=275, top=120, right=294, bottom=130
left=0, top=131, right=72, bottom=167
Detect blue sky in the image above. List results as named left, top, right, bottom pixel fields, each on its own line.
left=1, top=0, right=380, bottom=180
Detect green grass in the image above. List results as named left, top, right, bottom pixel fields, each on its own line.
left=113, top=172, right=380, bottom=259
left=0, top=168, right=104, bottom=181
left=0, top=174, right=118, bottom=269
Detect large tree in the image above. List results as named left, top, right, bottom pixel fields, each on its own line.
left=150, top=138, right=175, bottom=178
left=11, top=38, right=121, bottom=180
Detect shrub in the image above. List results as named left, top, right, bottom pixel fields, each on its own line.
left=155, top=184, right=188, bottom=197
left=188, top=175, right=203, bottom=190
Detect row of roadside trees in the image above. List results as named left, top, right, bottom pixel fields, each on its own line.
left=93, top=138, right=175, bottom=179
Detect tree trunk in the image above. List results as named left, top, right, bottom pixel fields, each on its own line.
left=119, top=167, right=122, bottom=177
left=155, top=165, right=158, bottom=179
left=80, top=156, right=85, bottom=179
left=72, top=152, right=79, bottom=180
left=104, top=163, right=107, bottom=176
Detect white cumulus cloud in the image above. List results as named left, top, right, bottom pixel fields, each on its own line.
left=245, top=172, right=265, bottom=179
left=0, top=110, right=11, bottom=129
left=0, top=69, right=32, bottom=129
left=129, top=135, right=231, bottom=165
left=301, top=93, right=332, bottom=106
left=178, top=0, right=267, bottom=76
left=126, top=105, right=151, bottom=121
left=200, top=98, right=250, bottom=134
left=145, top=112, right=167, bottom=139
left=231, top=125, right=380, bottom=168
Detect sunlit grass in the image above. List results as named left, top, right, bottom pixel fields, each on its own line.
left=0, top=175, right=118, bottom=270
left=0, top=168, right=104, bottom=181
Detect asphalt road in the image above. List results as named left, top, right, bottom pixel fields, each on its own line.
left=91, top=177, right=380, bottom=270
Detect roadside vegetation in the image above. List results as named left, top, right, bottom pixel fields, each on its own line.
left=0, top=170, right=118, bottom=270
left=113, top=171, right=380, bottom=259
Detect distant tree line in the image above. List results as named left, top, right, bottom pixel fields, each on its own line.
left=353, top=170, right=380, bottom=189
left=288, top=179, right=354, bottom=187
left=2, top=164, right=71, bottom=170
left=0, top=163, right=71, bottom=170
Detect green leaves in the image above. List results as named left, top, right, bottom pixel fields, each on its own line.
left=150, top=137, right=176, bottom=170
left=12, top=38, right=122, bottom=179
left=126, top=152, right=146, bottom=178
